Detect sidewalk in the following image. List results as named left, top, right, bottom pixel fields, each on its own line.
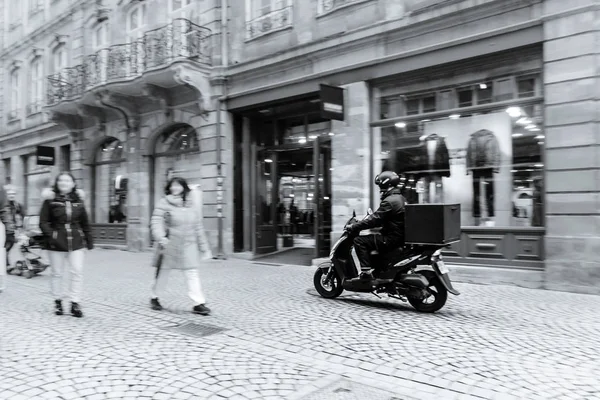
left=1, top=249, right=599, bottom=400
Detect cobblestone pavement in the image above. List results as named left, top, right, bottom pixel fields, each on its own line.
left=1, top=250, right=600, bottom=400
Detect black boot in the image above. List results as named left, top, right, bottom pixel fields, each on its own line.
left=54, top=300, right=64, bottom=316
left=150, top=298, right=163, bottom=311
left=359, top=271, right=374, bottom=281
left=193, top=304, right=211, bottom=315
left=71, top=302, right=83, bottom=318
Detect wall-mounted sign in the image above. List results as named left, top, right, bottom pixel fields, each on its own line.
left=319, top=84, right=345, bottom=121
left=36, top=146, right=55, bottom=166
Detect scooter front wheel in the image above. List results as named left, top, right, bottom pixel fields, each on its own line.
left=314, top=267, right=344, bottom=299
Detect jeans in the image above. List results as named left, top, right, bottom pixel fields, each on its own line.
left=152, top=268, right=206, bottom=305
left=48, top=249, right=86, bottom=303
left=472, top=168, right=495, bottom=218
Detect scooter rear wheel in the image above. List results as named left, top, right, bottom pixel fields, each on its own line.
left=407, top=272, right=448, bottom=313
left=314, top=267, right=344, bottom=299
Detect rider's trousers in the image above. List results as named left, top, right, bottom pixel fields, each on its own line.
left=353, top=234, right=402, bottom=272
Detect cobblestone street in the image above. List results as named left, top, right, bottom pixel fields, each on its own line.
left=1, top=250, right=599, bottom=400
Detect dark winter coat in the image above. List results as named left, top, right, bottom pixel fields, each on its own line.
left=351, top=188, right=406, bottom=244
left=416, top=134, right=451, bottom=177
left=3, top=201, right=24, bottom=235
left=39, top=189, right=94, bottom=252
left=466, top=129, right=501, bottom=173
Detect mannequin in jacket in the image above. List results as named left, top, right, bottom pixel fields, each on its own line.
left=418, top=133, right=451, bottom=203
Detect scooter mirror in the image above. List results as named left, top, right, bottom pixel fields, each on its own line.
left=352, top=210, right=356, bottom=218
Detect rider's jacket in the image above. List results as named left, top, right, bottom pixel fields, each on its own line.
left=352, top=188, right=406, bottom=243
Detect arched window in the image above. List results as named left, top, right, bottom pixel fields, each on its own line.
left=93, top=138, right=126, bottom=223
left=28, top=57, right=44, bottom=115
left=9, top=69, right=21, bottom=120
left=126, top=3, right=147, bottom=41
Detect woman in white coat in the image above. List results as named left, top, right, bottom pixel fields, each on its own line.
left=0, top=187, right=8, bottom=293
left=150, top=177, right=212, bottom=315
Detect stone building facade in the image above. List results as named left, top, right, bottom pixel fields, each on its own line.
left=0, top=0, right=598, bottom=293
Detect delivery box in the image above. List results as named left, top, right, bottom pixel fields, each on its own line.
left=404, top=204, right=461, bottom=245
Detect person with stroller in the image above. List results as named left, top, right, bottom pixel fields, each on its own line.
left=3, top=185, right=25, bottom=268
left=150, top=177, right=212, bottom=315
left=39, top=172, right=94, bottom=317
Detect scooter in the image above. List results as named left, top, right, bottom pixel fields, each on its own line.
left=313, top=210, right=460, bottom=313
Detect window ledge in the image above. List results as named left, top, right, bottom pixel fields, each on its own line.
left=317, top=0, right=373, bottom=19
left=245, top=25, right=293, bottom=42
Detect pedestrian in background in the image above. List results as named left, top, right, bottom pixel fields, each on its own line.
left=3, top=185, right=25, bottom=267
left=39, top=172, right=94, bottom=317
left=150, top=177, right=212, bottom=315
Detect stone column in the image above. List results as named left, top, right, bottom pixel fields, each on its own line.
left=330, top=81, right=371, bottom=241
left=11, top=155, right=26, bottom=206
left=543, top=0, right=600, bottom=294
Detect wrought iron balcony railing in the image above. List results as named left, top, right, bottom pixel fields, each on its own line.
left=47, top=18, right=211, bottom=107
left=246, top=6, right=293, bottom=41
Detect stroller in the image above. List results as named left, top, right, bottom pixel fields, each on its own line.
left=7, top=216, right=50, bottom=279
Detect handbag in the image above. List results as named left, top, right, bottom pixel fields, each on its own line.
left=154, top=211, right=171, bottom=278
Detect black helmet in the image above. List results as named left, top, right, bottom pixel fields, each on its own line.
left=375, top=171, right=400, bottom=191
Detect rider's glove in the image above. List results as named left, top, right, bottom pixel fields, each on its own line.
left=345, top=224, right=358, bottom=235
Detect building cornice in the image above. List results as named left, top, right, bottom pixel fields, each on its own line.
left=226, top=0, right=542, bottom=80
left=0, top=0, right=94, bottom=59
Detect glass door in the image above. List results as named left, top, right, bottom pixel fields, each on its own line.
left=253, top=149, right=278, bottom=254
left=314, top=136, right=332, bottom=258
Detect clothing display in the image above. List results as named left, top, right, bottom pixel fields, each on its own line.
left=472, top=168, right=495, bottom=218
left=420, top=175, right=444, bottom=204
left=418, top=134, right=451, bottom=177
left=466, top=129, right=501, bottom=173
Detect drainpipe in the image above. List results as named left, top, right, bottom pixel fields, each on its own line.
left=213, top=0, right=228, bottom=260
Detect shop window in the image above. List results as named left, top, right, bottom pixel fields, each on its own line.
left=60, top=145, right=71, bottom=171
left=376, top=102, right=544, bottom=228
left=405, top=98, right=420, bottom=116
left=517, top=76, right=536, bottom=98
left=437, top=90, right=454, bottom=110
left=476, top=82, right=493, bottom=105
left=94, top=138, right=126, bottom=224
left=493, top=78, right=514, bottom=102
left=422, top=95, right=436, bottom=113
left=458, top=89, right=473, bottom=108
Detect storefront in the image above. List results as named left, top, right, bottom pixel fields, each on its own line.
left=370, top=45, right=545, bottom=270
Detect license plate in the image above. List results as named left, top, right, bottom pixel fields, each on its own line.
left=437, top=261, right=449, bottom=274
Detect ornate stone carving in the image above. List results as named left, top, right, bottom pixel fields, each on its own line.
left=142, top=84, right=173, bottom=112
left=77, top=104, right=107, bottom=131
left=50, top=111, right=83, bottom=130
left=172, top=64, right=213, bottom=114
left=95, top=90, right=140, bottom=131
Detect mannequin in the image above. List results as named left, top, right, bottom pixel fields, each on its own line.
left=466, top=129, right=500, bottom=226
left=417, top=133, right=451, bottom=204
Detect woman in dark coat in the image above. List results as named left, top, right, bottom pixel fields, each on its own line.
left=39, top=172, right=94, bottom=317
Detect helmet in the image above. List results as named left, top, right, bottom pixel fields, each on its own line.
left=374, top=171, right=400, bottom=192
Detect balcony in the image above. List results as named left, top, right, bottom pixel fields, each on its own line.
left=246, top=6, right=293, bottom=41
left=46, top=18, right=211, bottom=107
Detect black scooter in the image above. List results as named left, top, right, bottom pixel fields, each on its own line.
left=313, top=210, right=460, bottom=313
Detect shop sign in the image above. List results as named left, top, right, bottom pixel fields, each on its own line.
left=36, top=146, right=55, bottom=166
left=319, top=84, right=345, bottom=121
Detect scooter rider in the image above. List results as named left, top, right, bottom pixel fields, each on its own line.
left=345, top=171, right=406, bottom=281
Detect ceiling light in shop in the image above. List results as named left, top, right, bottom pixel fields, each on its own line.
left=265, top=159, right=273, bottom=163
left=512, top=133, right=523, bottom=138
left=525, top=124, right=537, bottom=130
left=538, top=142, right=545, bottom=145
left=328, top=132, right=335, bottom=136
left=324, top=197, right=330, bottom=200
left=309, top=135, right=318, bottom=139
left=421, top=119, right=431, bottom=123
left=517, top=118, right=532, bottom=125
left=318, top=178, right=323, bottom=182
left=395, top=122, right=407, bottom=128
left=479, top=83, right=488, bottom=89
left=535, top=163, right=544, bottom=168
left=530, top=127, right=541, bottom=132
left=298, top=138, right=307, bottom=144
left=449, top=114, right=461, bottom=120
left=289, top=194, right=295, bottom=197
left=506, top=107, right=522, bottom=118
left=534, top=135, right=545, bottom=140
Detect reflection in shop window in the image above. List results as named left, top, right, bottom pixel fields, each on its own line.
left=378, top=103, right=544, bottom=228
